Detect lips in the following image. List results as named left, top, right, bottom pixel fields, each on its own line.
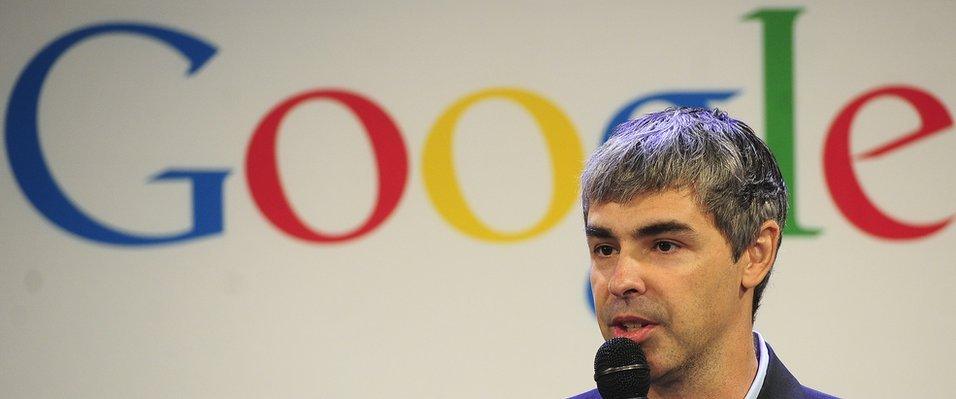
left=609, top=316, right=657, bottom=343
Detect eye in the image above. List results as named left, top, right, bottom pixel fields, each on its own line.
left=654, top=241, right=679, bottom=253
left=593, top=245, right=616, bottom=257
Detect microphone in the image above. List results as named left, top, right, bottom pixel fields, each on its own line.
left=593, top=338, right=651, bottom=399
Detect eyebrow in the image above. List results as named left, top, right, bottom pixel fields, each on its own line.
left=585, top=226, right=613, bottom=238
left=634, top=221, right=695, bottom=238
left=585, top=220, right=696, bottom=240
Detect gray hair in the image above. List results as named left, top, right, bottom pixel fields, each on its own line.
left=581, top=107, right=787, bottom=320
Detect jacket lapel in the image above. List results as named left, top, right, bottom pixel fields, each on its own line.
left=757, top=343, right=806, bottom=399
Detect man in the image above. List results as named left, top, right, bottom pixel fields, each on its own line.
left=570, top=108, right=836, bottom=398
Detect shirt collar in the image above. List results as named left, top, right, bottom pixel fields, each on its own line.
left=744, top=331, right=770, bottom=399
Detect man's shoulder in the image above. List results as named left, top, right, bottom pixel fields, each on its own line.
left=803, top=386, right=840, bottom=399
left=762, top=342, right=840, bottom=399
left=568, top=386, right=837, bottom=399
left=566, top=388, right=600, bottom=399
left=567, top=386, right=836, bottom=399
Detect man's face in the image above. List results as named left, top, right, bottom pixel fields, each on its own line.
left=586, top=189, right=751, bottom=383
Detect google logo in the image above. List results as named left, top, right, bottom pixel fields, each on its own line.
left=5, top=8, right=953, bottom=247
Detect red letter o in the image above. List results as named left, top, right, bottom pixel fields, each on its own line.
left=245, top=89, right=408, bottom=242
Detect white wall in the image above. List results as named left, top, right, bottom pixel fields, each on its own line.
left=2, top=1, right=954, bottom=397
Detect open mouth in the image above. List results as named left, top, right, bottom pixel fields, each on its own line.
left=610, top=317, right=656, bottom=343
left=620, top=321, right=647, bottom=330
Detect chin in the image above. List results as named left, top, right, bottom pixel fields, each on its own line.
left=645, top=356, right=665, bottom=380
left=643, top=350, right=678, bottom=383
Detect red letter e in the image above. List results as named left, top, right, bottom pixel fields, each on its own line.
left=824, top=86, right=953, bottom=240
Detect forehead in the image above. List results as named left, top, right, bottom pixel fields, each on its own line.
left=586, top=189, right=716, bottom=232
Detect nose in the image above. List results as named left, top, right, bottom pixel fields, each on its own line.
left=607, top=254, right=647, bottom=298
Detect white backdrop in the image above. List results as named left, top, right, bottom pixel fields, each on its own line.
left=2, top=1, right=955, bottom=398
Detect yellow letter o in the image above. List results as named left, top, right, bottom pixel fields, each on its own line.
left=422, top=87, right=583, bottom=242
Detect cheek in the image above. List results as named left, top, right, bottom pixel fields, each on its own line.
left=589, top=269, right=613, bottom=338
left=707, top=261, right=744, bottom=304
left=679, top=265, right=737, bottom=325
left=590, top=268, right=617, bottom=319
left=660, top=269, right=714, bottom=325
left=589, top=269, right=607, bottom=302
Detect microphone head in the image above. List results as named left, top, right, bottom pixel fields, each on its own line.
left=594, top=338, right=651, bottom=399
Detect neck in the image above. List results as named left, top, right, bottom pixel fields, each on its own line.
left=649, top=326, right=758, bottom=399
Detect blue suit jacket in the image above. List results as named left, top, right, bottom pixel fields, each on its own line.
left=568, top=342, right=838, bottom=399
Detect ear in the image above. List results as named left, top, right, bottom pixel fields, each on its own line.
left=741, top=220, right=781, bottom=289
